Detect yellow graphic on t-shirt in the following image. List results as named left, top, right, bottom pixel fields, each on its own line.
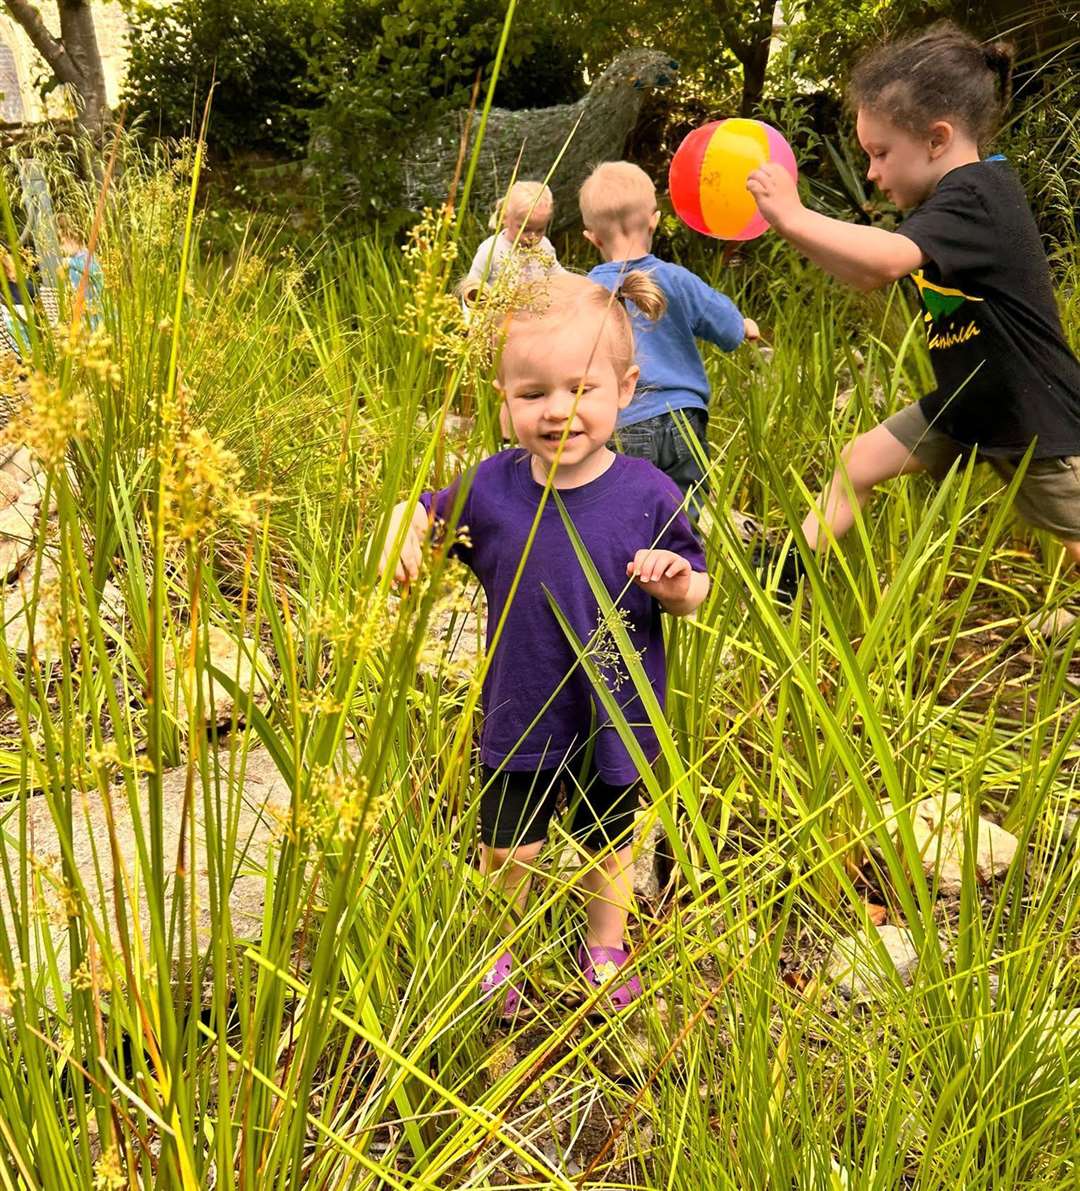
left=911, top=270, right=984, bottom=350
left=911, top=270, right=983, bottom=318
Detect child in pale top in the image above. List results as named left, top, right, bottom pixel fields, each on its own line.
left=379, top=272, right=709, bottom=1017
left=466, top=181, right=563, bottom=289
left=747, top=23, right=1080, bottom=604
left=57, top=212, right=104, bottom=331
left=581, top=161, right=759, bottom=505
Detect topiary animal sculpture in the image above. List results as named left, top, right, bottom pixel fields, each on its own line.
left=402, top=48, right=678, bottom=230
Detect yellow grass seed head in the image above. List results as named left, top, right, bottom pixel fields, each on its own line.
left=0, top=964, right=21, bottom=1016
left=61, top=325, right=123, bottom=388
left=160, top=422, right=265, bottom=547
left=93, top=1146, right=126, bottom=1191
left=1, top=370, right=90, bottom=471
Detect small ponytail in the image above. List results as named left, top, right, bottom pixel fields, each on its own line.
left=983, top=40, right=1015, bottom=107
left=850, top=22, right=1016, bottom=149
left=615, top=270, right=667, bottom=321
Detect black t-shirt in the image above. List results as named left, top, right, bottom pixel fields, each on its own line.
left=897, top=160, right=1080, bottom=457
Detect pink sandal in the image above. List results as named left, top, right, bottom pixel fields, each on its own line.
left=577, top=943, right=643, bottom=1010
left=480, top=950, right=525, bottom=1019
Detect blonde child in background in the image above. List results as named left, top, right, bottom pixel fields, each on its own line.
left=581, top=161, right=759, bottom=508
left=466, top=180, right=563, bottom=290
left=380, top=272, right=709, bottom=1018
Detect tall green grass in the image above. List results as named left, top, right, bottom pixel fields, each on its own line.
left=0, top=126, right=1076, bottom=1189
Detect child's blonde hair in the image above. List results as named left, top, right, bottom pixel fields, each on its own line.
left=56, top=210, right=88, bottom=249
left=498, top=270, right=666, bottom=378
left=490, top=180, right=555, bottom=231
left=579, top=162, right=657, bottom=238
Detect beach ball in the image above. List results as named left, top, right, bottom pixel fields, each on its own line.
left=669, top=118, right=797, bottom=240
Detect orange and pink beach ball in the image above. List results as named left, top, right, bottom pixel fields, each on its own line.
left=669, top=118, right=797, bottom=240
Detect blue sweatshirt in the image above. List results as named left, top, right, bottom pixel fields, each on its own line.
left=588, top=254, right=744, bottom=427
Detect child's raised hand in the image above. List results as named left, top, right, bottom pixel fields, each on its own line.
left=626, top=548, right=692, bottom=600
left=746, top=162, right=802, bottom=232
left=379, top=501, right=427, bottom=585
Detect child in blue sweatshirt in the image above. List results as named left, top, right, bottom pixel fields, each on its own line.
left=581, top=161, right=759, bottom=504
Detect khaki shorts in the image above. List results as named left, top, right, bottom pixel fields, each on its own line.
left=883, top=403, right=1080, bottom=541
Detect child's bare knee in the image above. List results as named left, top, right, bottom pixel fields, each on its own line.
left=587, top=843, right=633, bottom=869
left=838, top=437, right=882, bottom=490
left=484, top=840, right=542, bottom=868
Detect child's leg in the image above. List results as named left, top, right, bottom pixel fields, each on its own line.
left=991, top=458, right=1080, bottom=627
left=992, top=457, right=1080, bottom=572
left=476, top=767, right=561, bottom=1013
left=803, top=422, right=928, bottom=551
left=478, top=766, right=561, bottom=929
left=566, top=771, right=645, bottom=1008
left=578, top=844, right=635, bottom=950
left=480, top=840, right=544, bottom=926
left=568, top=771, right=640, bottom=948
left=663, top=409, right=709, bottom=504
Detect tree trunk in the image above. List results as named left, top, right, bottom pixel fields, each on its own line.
left=737, top=0, right=774, bottom=118
left=1, top=0, right=111, bottom=141
left=58, top=0, right=110, bottom=141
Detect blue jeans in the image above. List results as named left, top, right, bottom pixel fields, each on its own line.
left=612, top=409, right=709, bottom=506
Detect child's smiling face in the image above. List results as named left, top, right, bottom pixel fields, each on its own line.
left=499, top=310, right=637, bottom=486
left=857, top=107, right=942, bottom=211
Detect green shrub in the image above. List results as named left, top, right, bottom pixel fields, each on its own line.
left=123, top=0, right=322, bottom=157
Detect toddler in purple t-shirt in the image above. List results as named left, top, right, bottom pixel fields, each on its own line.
left=379, top=273, right=709, bottom=1017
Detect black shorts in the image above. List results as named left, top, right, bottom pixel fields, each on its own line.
left=479, top=762, right=642, bottom=851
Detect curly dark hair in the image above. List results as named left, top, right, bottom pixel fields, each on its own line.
left=850, top=22, right=1015, bottom=150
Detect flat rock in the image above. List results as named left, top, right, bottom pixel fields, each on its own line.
left=3, top=551, right=126, bottom=661
left=2, top=553, right=61, bottom=660
left=827, top=923, right=920, bottom=1001
left=0, top=743, right=299, bottom=994
left=631, top=812, right=663, bottom=901
left=0, top=452, right=45, bottom=581
left=1031, top=606, right=1078, bottom=640
left=163, top=625, right=273, bottom=725
left=1, top=445, right=42, bottom=488
left=877, top=794, right=1019, bottom=896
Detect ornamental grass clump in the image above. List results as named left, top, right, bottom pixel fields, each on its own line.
left=0, top=56, right=1077, bottom=1189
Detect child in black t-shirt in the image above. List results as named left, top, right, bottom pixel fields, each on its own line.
left=746, top=22, right=1080, bottom=612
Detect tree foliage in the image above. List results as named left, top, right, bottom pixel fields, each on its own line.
left=123, top=0, right=321, bottom=156
left=302, top=0, right=549, bottom=214
left=121, top=0, right=584, bottom=214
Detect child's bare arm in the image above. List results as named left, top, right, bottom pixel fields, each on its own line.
left=626, top=549, right=710, bottom=616
left=747, top=163, right=925, bottom=291
left=379, top=500, right=429, bottom=584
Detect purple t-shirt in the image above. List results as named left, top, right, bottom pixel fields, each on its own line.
left=420, top=449, right=707, bottom=784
